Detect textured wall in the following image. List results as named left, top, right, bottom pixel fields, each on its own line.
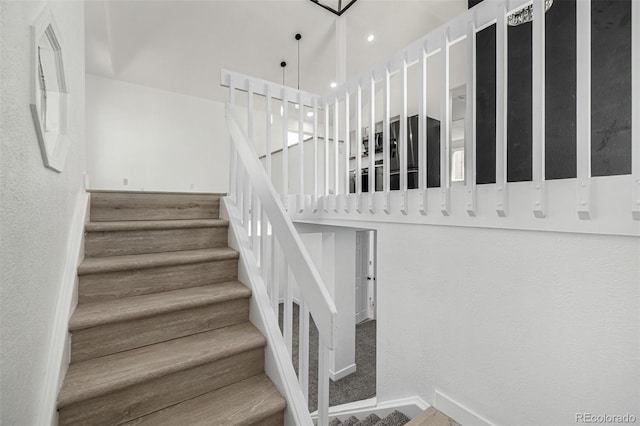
left=86, top=74, right=228, bottom=193
left=373, top=224, right=639, bottom=425
left=0, top=1, right=85, bottom=424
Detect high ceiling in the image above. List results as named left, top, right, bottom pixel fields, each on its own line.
left=85, top=0, right=467, bottom=102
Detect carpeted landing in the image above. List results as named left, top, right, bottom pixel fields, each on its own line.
left=278, top=303, right=376, bottom=412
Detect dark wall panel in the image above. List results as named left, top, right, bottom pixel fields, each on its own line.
left=427, top=117, right=441, bottom=188
left=507, top=21, right=533, bottom=182
left=476, top=24, right=497, bottom=184
left=591, top=0, right=632, bottom=176
left=545, top=0, right=577, bottom=180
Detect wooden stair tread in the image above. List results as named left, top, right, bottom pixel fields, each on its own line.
left=406, top=407, right=461, bottom=426
left=121, top=374, right=286, bottom=426
left=70, top=282, right=250, bottom=331
left=78, top=248, right=238, bottom=275
left=58, top=322, right=265, bottom=408
left=85, top=219, right=228, bottom=232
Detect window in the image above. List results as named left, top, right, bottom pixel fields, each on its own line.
left=451, top=148, right=465, bottom=182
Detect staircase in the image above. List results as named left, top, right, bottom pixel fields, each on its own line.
left=328, top=407, right=460, bottom=426
left=57, top=191, right=286, bottom=426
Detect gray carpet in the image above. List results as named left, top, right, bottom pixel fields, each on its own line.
left=329, top=411, right=410, bottom=426
left=278, top=303, right=376, bottom=412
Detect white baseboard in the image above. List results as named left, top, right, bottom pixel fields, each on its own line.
left=311, top=395, right=430, bottom=422
left=329, top=363, right=357, bottom=381
left=434, top=390, right=495, bottom=426
left=37, top=192, right=89, bottom=426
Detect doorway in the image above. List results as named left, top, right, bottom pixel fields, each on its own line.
left=355, top=230, right=376, bottom=324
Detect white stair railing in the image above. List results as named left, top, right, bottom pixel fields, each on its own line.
left=225, top=101, right=338, bottom=425
left=221, top=0, right=640, bottom=238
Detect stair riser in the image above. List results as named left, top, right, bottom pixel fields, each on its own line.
left=58, top=348, right=264, bottom=426
left=250, top=411, right=285, bottom=426
left=90, top=193, right=221, bottom=222
left=71, top=298, right=249, bottom=362
left=79, top=260, right=238, bottom=303
left=84, top=227, right=228, bottom=257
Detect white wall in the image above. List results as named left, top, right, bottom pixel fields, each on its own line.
left=295, top=224, right=360, bottom=380
left=0, top=1, right=86, bottom=424
left=366, top=223, right=638, bottom=425
left=328, top=230, right=357, bottom=378
left=86, top=74, right=229, bottom=193
left=263, top=138, right=345, bottom=197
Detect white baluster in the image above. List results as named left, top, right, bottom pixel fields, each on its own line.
left=383, top=65, right=391, bottom=214
left=633, top=0, right=640, bottom=220
left=440, top=31, right=451, bottom=216
left=282, top=92, right=289, bottom=209
left=246, top=183, right=253, bottom=244
left=400, top=53, right=409, bottom=215
left=283, top=261, right=293, bottom=355
left=532, top=0, right=546, bottom=218
left=229, top=81, right=238, bottom=203
left=247, top=80, right=260, bottom=251
left=247, top=81, right=254, bottom=143
left=419, top=44, right=428, bottom=215
left=344, top=91, right=351, bottom=213
left=247, top=83, right=255, bottom=244
left=356, top=83, right=363, bottom=213
left=369, top=74, right=376, bottom=214
left=261, top=215, right=270, bottom=290
left=466, top=20, right=478, bottom=217
left=313, top=98, right=319, bottom=213
left=266, top=87, right=273, bottom=178
left=334, top=96, right=340, bottom=213
left=324, top=99, right=330, bottom=213
left=298, top=301, right=310, bottom=403
left=270, top=237, right=280, bottom=314
left=237, top=153, right=244, bottom=217
left=243, top=167, right=250, bottom=230
left=252, top=192, right=259, bottom=258
left=576, top=0, right=592, bottom=220
left=496, top=1, right=508, bottom=217
left=298, top=93, right=305, bottom=213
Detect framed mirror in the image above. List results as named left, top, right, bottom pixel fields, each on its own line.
left=30, top=9, right=69, bottom=172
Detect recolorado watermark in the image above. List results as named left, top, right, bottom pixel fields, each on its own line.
left=576, top=413, right=637, bottom=424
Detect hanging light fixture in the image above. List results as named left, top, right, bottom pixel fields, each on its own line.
left=309, top=0, right=359, bottom=16
left=508, top=0, right=553, bottom=26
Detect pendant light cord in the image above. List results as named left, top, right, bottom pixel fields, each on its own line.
left=297, top=41, right=300, bottom=90
left=281, top=61, right=287, bottom=86
left=295, top=33, right=302, bottom=90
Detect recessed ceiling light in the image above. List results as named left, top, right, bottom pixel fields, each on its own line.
left=306, top=112, right=314, bottom=117
left=330, top=82, right=337, bottom=88
left=367, top=34, right=375, bottom=42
